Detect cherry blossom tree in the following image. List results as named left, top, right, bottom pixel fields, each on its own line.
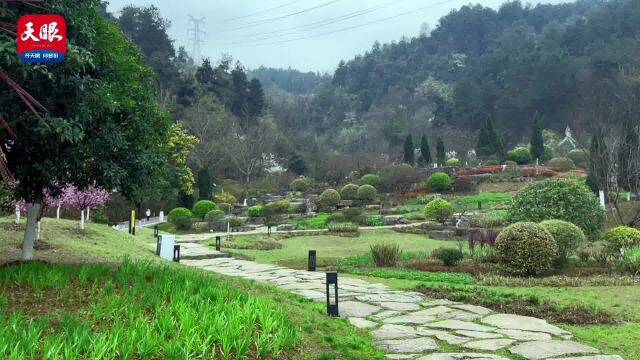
left=63, top=184, right=110, bottom=229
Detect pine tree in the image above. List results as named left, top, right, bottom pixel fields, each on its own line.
left=247, top=78, right=265, bottom=118
left=530, top=112, right=545, bottom=161
left=420, top=135, right=431, bottom=164
left=477, top=127, right=490, bottom=157
left=436, top=137, right=445, bottom=166
left=403, top=134, right=415, bottom=164
left=288, top=153, right=307, bottom=175
left=197, top=167, right=212, bottom=200
left=618, top=115, right=639, bottom=189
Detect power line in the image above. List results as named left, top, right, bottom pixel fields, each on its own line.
left=228, top=0, right=460, bottom=48
left=217, top=0, right=301, bottom=24
left=188, top=15, right=206, bottom=62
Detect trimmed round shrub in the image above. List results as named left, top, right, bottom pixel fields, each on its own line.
left=247, top=205, right=264, bottom=218
left=453, top=176, right=477, bottom=192
left=290, top=176, right=311, bottom=192
left=342, top=207, right=364, bottom=221
left=325, top=213, right=346, bottom=224
left=228, top=217, right=245, bottom=228
left=496, top=222, right=558, bottom=275
left=217, top=203, right=233, bottom=214
left=357, top=184, right=377, bottom=203
left=426, top=172, right=452, bottom=192
left=434, top=247, right=464, bottom=266
left=446, top=158, right=460, bottom=166
left=504, top=160, right=518, bottom=166
left=506, top=147, right=531, bottom=165
left=320, top=189, right=341, bottom=208
left=215, top=191, right=237, bottom=205
left=263, top=200, right=290, bottom=217
left=548, top=157, right=576, bottom=171
left=540, top=219, right=586, bottom=266
left=191, top=200, right=217, bottom=220
left=567, top=149, right=590, bottom=168
left=423, top=199, right=454, bottom=225
left=359, top=173, right=380, bottom=187
left=605, top=226, right=640, bottom=253
left=205, top=209, right=225, bottom=223
left=168, top=208, right=193, bottom=230
left=507, top=180, right=606, bottom=240
left=340, top=184, right=359, bottom=200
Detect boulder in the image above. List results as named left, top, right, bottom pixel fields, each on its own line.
left=383, top=215, right=404, bottom=225
left=276, top=223, right=298, bottom=231
left=365, top=204, right=382, bottom=210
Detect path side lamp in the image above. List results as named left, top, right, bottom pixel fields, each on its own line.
left=326, top=272, right=339, bottom=317
left=215, top=235, right=221, bottom=251
left=154, top=225, right=159, bottom=238
left=173, top=245, right=181, bottom=262
left=308, top=250, right=317, bottom=272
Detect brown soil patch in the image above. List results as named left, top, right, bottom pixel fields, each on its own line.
left=0, top=223, right=24, bottom=231
left=2, top=283, right=94, bottom=320
left=14, top=240, right=53, bottom=251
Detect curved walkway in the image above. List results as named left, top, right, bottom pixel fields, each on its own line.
left=180, top=244, right=622, bottom=360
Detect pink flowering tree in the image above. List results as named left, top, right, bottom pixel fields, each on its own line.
left=44, top=188, right=66, bottom=220
left=63, top=184, right=110, bottom=229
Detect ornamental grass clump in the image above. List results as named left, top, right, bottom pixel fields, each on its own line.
left=370, top=243, right=402, bottom=267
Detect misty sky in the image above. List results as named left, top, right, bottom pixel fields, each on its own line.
left=106, top=0, right=569, bottom=73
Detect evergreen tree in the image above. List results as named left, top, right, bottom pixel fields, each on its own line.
left=587, top=124, right=606, bottom=193
left=247, top=78, right=265, bottom=118
left=477, top=127, right=491, bottom=157
left=530, top=112, right=545, bottom=161
left=436, top=137, right=446, bottom=166
left=618, top=115, right=639, bottom=189
left=197, top=167, right=212, bottom=200
left=420, top=135, right=431, bottom=164
left=288, top=153, right=307, bottom=175
left=403, top=134, right=415, bottom=164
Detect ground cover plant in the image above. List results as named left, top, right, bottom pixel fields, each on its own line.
left=458, top=192, right=512, bottom=210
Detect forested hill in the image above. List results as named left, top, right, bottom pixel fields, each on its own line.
left=249, top=67, right=328, bottom=95
left=274, top=0, right=640, bottom=156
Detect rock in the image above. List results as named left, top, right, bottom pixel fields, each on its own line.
left=276, top=223, right=298, bottom=231
left=378, top=302, right=422, bottom=311
left=385, top=355, right=419, bottom=360
left=411, top=306, right=454, bottom=317
left=357, top=293, right=423, bottom=303
left=548, top=356, right=623, bottom=360
left=509, top=340, right=600, bottom=360
left=482, top=314, right=572, bottom=337
left=425, top=320, right=495, bottom=332
left=371, top=310, right=402, bottom=320
left=338, top=200, right=353, bottom=207
left=455, top=330, right=504, bottom=339
left=451, top=304, right=492, bottom=315
left=463, top=339, right=515, bottom=351
left=372, top=324, right=420, bottom=340
left=382, top=314, right=436, bottom=325
left=427, top=230, right=456, bottom=239
left=348, top=317, right=378, bottom=329
left=366, top=204, right=382, bottom=210
left=439, top=309, right=483, bottom=321
left=377, top=337, right=438, bottom=353
left=417, top=353, right=510, bottom=360
left=383, top=215, right=404, bottom=225
left=339, top=301, right=382, bottom=318
left=245, top=216, right=266, bottom=225
left=433, top=333, right=471, bottom=345
left=422, top=300, right=461, bottom=307
left=495, top=329, right=552, bottom=341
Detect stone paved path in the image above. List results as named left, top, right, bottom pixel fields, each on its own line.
left=179, top=244, right=623, bottom=360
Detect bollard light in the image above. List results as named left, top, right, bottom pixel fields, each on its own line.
left=308, top=250, right=317, bottom=272
left=129, top=209, right=136, bottom=235
left=326, top=272, right=339, bottom=317
left=173, top=245, right=180, bottom=262
left=215, top=235, right=221, bottom=251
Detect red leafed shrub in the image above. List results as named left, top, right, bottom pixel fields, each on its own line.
left=519, top=166, right=558, bottom=178
left=454, top=165, right=508, bottom=176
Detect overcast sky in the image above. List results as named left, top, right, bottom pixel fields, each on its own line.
left=106, top=0, right=569, bottom=73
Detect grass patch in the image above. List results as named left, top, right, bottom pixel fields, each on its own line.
left=458, top=192, right=512, bottom=210
left=337, top=251, right=429, bottom=266
left=342, top=268, right=475, bottom=285
left=285, top=213, right=330, bottom=230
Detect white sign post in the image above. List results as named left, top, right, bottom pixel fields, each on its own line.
left=158, top=234, right=176, bottom=261
left=598, top=190, right=606, bottom=209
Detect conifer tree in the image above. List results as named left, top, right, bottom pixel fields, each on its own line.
left=403, top=134, right=415, bottom=164
left=530, top=112, right=545, bottom=161
left=420, top=135, right=431, bottom=164
left=436, top=137, right=445, bottom=166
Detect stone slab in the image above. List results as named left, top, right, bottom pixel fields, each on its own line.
left=417, top=354, right=510, bottom=360
left=348, top=317, right=378, bottom=329
left=372, top=324, right=421, bottom=340
left=509, top=340, right=600, bottom=360
left=378, top=337, right=438, bottom=353
left=455, top=330, right=503, bottom=339
left=495, top=328, right=552, bottom=341
left=425, top=320, right=495, bottom=332
left=340, top=301, right=382, bottom=318
left=482, top=314, right=572, bottom=337
left=463, top=339, right=515, bottom=351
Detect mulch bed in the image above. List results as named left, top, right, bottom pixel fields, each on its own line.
left=14, top=240, right=53, bottom=251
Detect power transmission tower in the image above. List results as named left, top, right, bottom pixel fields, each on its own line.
left=188, top=15, right=206, bottom=63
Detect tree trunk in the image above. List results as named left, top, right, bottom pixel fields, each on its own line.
left=56, top=206, right=60, bottom=220
left=21, top=202, right=41, bottom=260
left=36, top=221, right=41, bottom=240
left=86, top=207, right=90, bottom=222
left=15, top=206, right=20, bottom=224
left=245, top=172, right=250, bottom=202
left=80, top=209, right=85, bottom=230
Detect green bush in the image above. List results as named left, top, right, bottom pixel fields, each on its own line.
left=433, top=247, right=464, bottom=266
left=506, top=147, right=531, bottom=164
left=496, top=222, right=558, bottom=275
left=540, top=219, right=586, bottom=267
left=320, top=189, right=341, bottom=208
left=507, top=180, right=606, bottom=240
left=365, top=216, right=385, bottom=227
left=370, top=243, right=401, bottom=267
left=340, top=184, right=359, bottom=200
left=247, top=205, right=264, bottom=218
left=548, top=157, right=576, bottom=171
left=327, top=222, right=359, bottom=235
left=357, top=184, right=377, bottom=203
left=613, top=246, right=640, bottom=274
left=217, top=203, right=233, bottom=214
left=92, top=207, right=110, bottom=224
left=605, top=226, right=640, bottom=254
left=191, top=200, right=217, bottom=220
left=214, top=191, right=237, bottom=205
left=205, top=210, right=225, bottom=223
left=484, top=160, right=500, bottom=166
left=504, top=160, right=518, bottom=166
left=446, top=158, right=460, bottom=166
left=426, top=172, right=452, bottom=192
left=423, top=199, right=454, bottom=225
left=325, top=213, right=346, bottom=224
left=290, top=176, right=311, bottom=192
left=359, top=173, right=380, bottom=187
left=342, top=207, right=364, bottom=222
left=169, top=208, right=193, bottom=230
left=228, top=217, right=246, bottom=228
left=263, top=200, right=290, bottom=218
left=567, top=149, right=590, bottom=168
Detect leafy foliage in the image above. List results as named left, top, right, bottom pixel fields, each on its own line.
left=169, top=208, right=193, bottom=230
left=290, top=176, right=311, bottom=192
left=205, top=209, right=225, bottom=223
left=446, top=158, right=460, bottom=166
left=340, top=184, right=359, bottom=200
left=263, top=200, right=290, bottom=218
left=370, top=243, right=401, bottom=267
left=496, top=222, right=558, bottom=276
left=605, top=226, right=640, bottom=254
left=357, top=184, right=377, bottom=203
left=506, top=147, right=532, bottom=165
left=423, top=199, right=454, bottom=225
left=215, top=191, right=237, bottom=205
left=540, top=219, right=587, bottom=267
left=433, top=247, right=464, bottom=267
left=191, top=200, right=217, bottom=220
left=530, top=113, right=545, bottom=161
left=248, top=205, right=264, bottom=218
left=320, top=189, right=341, bottom=208
left=403, top=134, right=415, bottom=164
left=324, top=213, right=346, bottom=224
left=359, top=174, right=380, bottom=187
left=567, top=149, right=590, bottom=168
left=427, top=172, right=452, bottom=192
left=548, top=157, right=576, bottom=171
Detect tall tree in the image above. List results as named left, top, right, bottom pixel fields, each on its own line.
left=476, top=127, right=491, bottom=157
left=436, top=137, right=446, bottom=166
left=231, top=64, right=249, bottom=123
left=247, top=78, right=265, bottom=119
left=197, top=167, right=212, bottom=200
left=530, top=112, right=545, bottom=161
left=420, top=135, right=431, bottom=165
left=403, top=134, right=415, bottom=164
left=617, top=115, right=639, bottom=190
left=288, top=153, right=307, bottom=175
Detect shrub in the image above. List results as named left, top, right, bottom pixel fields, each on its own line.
left=325, top=213, right=346, bottom=224
left=340, top=184, right=359, bottom=200
left=423, top=199, right=454, bottom=225
left=205, top=210, right=225, bottom=223
left=433, top=247, right=464, bottom=266
left=548, top=157, right=576, bottom=171
left=92, top=207, right=110, bottom=224
left=342, top=207, right=364, bottom=222
left=567, top=149, right=590, bottom=168
left=504, top=160, right=518, bottom=166
left=320, top=189, right=341, bottom=208
left=215, top=191, right=237, bottom=205
left=247, top=205, right=264, bottom=218
left=192, top=200, right=217, bottom=220
left=169, top=208, right=193, bottom=230
left=506, top=147, right=532, bottom=164
left=540, top=219, right=587, bottom=267
left=217, top=203, right=233, bottom=214
left=228, top=217, right=245, bottom=228
left=604, top=226, right=640, bottom=254
left=357, top=184, right=377, bottom=203
left=453, top=176, right=477, bottom=192
left=446, top=158, right=460, bottom=166
left=263, top=200, right=290, bottom=218
left=507, top=180, right=606, bottom=240
left=496, top=222, right=558, bottom=275
left=290, top=176, right=311, bottom=192
left=427, top=172, right=452, bottom=192
left=370, top=243, right=402, bottom=267
left=484, top=160, right=500, bottom=166
left=359, top=173, right=380, bottom=187
left=613, top=246, right=640, bottom=274
left=417, top=193, right=441, bottom=204
left=327, top=222, right=359, bottom=235
left=365, top=216, right=385, bottom=227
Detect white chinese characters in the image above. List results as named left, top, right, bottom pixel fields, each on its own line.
left=21, top=21, right=63, bottom=42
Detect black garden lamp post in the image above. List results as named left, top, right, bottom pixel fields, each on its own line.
left=173, top=245, right=181, bottom=262
left=326, top=272, right=339, bottom=317
left=308, top=250, right=317, bottom=272
left=215, top=236, right=221, bottom=251
left=154, top=225, right=159, bottom=238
